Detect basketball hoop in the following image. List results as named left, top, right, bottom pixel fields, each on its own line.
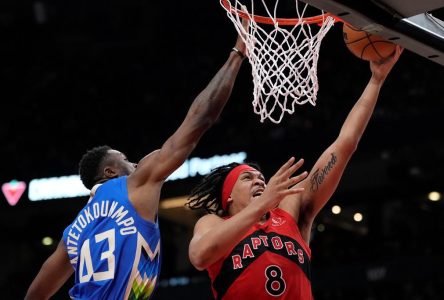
left=220, top=0, right=338, bottom=123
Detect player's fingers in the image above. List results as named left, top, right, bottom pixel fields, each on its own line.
left=241, top=17, right=249, bottom=31
left=277, top=171, right=307, bottom=190
left=283, top=158, right=304, bottom=179
left=280, top=187, right=305, bottom=198
left=290, top=171, right=308, bottom=185
left=274, top=157, right=296, bottom=177
left=387, top=45, right=403, bottom=63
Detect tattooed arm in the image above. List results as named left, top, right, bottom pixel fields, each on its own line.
left=279, top=47, right=402, bottom=243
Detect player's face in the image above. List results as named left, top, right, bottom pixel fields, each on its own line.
left=229, top=169, right=266, bottom=214
left=107, top=150, right=137, bottom=176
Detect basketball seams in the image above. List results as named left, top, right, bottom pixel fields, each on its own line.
left=343, top=24, right=396, bottom=62
left=370, top=41, right=396, bottom=60
left=344, top=35, right=368, bottom=45
left=361, top=44, right=378, bottom=60
left=363, top=33, right=383, bottom=59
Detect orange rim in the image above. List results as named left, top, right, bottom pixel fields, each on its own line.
left=220, top=0, right=341, bottom=25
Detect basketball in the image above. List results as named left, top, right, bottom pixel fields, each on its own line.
left=342, top=23, right=397, bottom=62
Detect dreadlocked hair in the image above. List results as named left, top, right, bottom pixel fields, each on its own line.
left=79, top=145, right=112, bottom=190
left=187, top=162, right=261, bottom=216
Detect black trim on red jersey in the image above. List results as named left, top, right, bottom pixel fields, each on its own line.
left=212, top=229, right=311, bottom=300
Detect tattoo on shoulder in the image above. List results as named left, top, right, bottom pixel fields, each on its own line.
left=310, top=153, right=338, bottom=192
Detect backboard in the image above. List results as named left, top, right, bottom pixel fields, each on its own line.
left=301, top=0, right=444, bottom=66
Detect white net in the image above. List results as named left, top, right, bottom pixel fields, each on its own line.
left=221, top=0, right=335, bottom=123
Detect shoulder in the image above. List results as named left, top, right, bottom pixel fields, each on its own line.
left=195, top=214, right=224, bottom=227
left=193, top=214, right=224, bottom=234
left=127, top=149, right=162, bottom=185
left=136, top=149, right=161, bottom=166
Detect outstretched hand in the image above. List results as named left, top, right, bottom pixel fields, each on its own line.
left=257, top=157, right=307, bottom=212
left=234, top=18, right=249, bottom=57
left=370, top=45, right=403, bottom=83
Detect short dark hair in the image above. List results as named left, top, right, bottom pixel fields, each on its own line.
left=186, top=162, right=261, bottom=215
left=79, top=145, right=112, bottom=190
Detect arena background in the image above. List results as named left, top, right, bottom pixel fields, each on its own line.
left=1, top=1, right=444, bottom=299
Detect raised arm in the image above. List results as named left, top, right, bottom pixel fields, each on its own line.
left=281, top=47, right=403, bottom=242
left=129, top=31, right=247, bottom=186
left=124, top=28, right=249, bottom=220
left=25, top=241, right=73, bottom=300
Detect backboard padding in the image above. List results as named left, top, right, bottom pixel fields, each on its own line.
left=301, top=0, right=444, bottom=66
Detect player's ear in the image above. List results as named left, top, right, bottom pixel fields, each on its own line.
left=104, top=166, right=118, bottom=179
left=226, top=196, right=234, bottom=207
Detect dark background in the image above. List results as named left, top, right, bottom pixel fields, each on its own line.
left=1, top=0, right=444, bottom=299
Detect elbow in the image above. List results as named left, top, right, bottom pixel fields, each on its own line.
left=345, top=140, right=359, bottom=155
left=189, top=94, right=226, bottom=129
left=337, top=135, right=359, bottom=156
left=202, top=115, right=217, bottom=130
left=189, top=249, right=209, bottom=271
left=25, top=289, right=46, bottom=300
left=190, top=110, right=218, bottom=133
left=189, top=244, right=218, bottom=271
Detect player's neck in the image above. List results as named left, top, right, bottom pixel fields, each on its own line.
left=258, top=211, right=270, bottom=224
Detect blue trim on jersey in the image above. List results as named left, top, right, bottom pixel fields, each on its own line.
left=62, top=176, right=161, bottom=299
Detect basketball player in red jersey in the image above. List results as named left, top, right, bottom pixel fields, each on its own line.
left=187, top=46, right=403, bottom=299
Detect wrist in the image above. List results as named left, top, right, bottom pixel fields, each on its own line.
left=370, top=75, right=385, bottom=86
left=246, top=196, right=270, bottom=220
left=231, top=47, right=246, bottom=60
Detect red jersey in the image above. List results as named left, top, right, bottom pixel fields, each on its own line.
left=206, top=208, right=312, bottom=300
